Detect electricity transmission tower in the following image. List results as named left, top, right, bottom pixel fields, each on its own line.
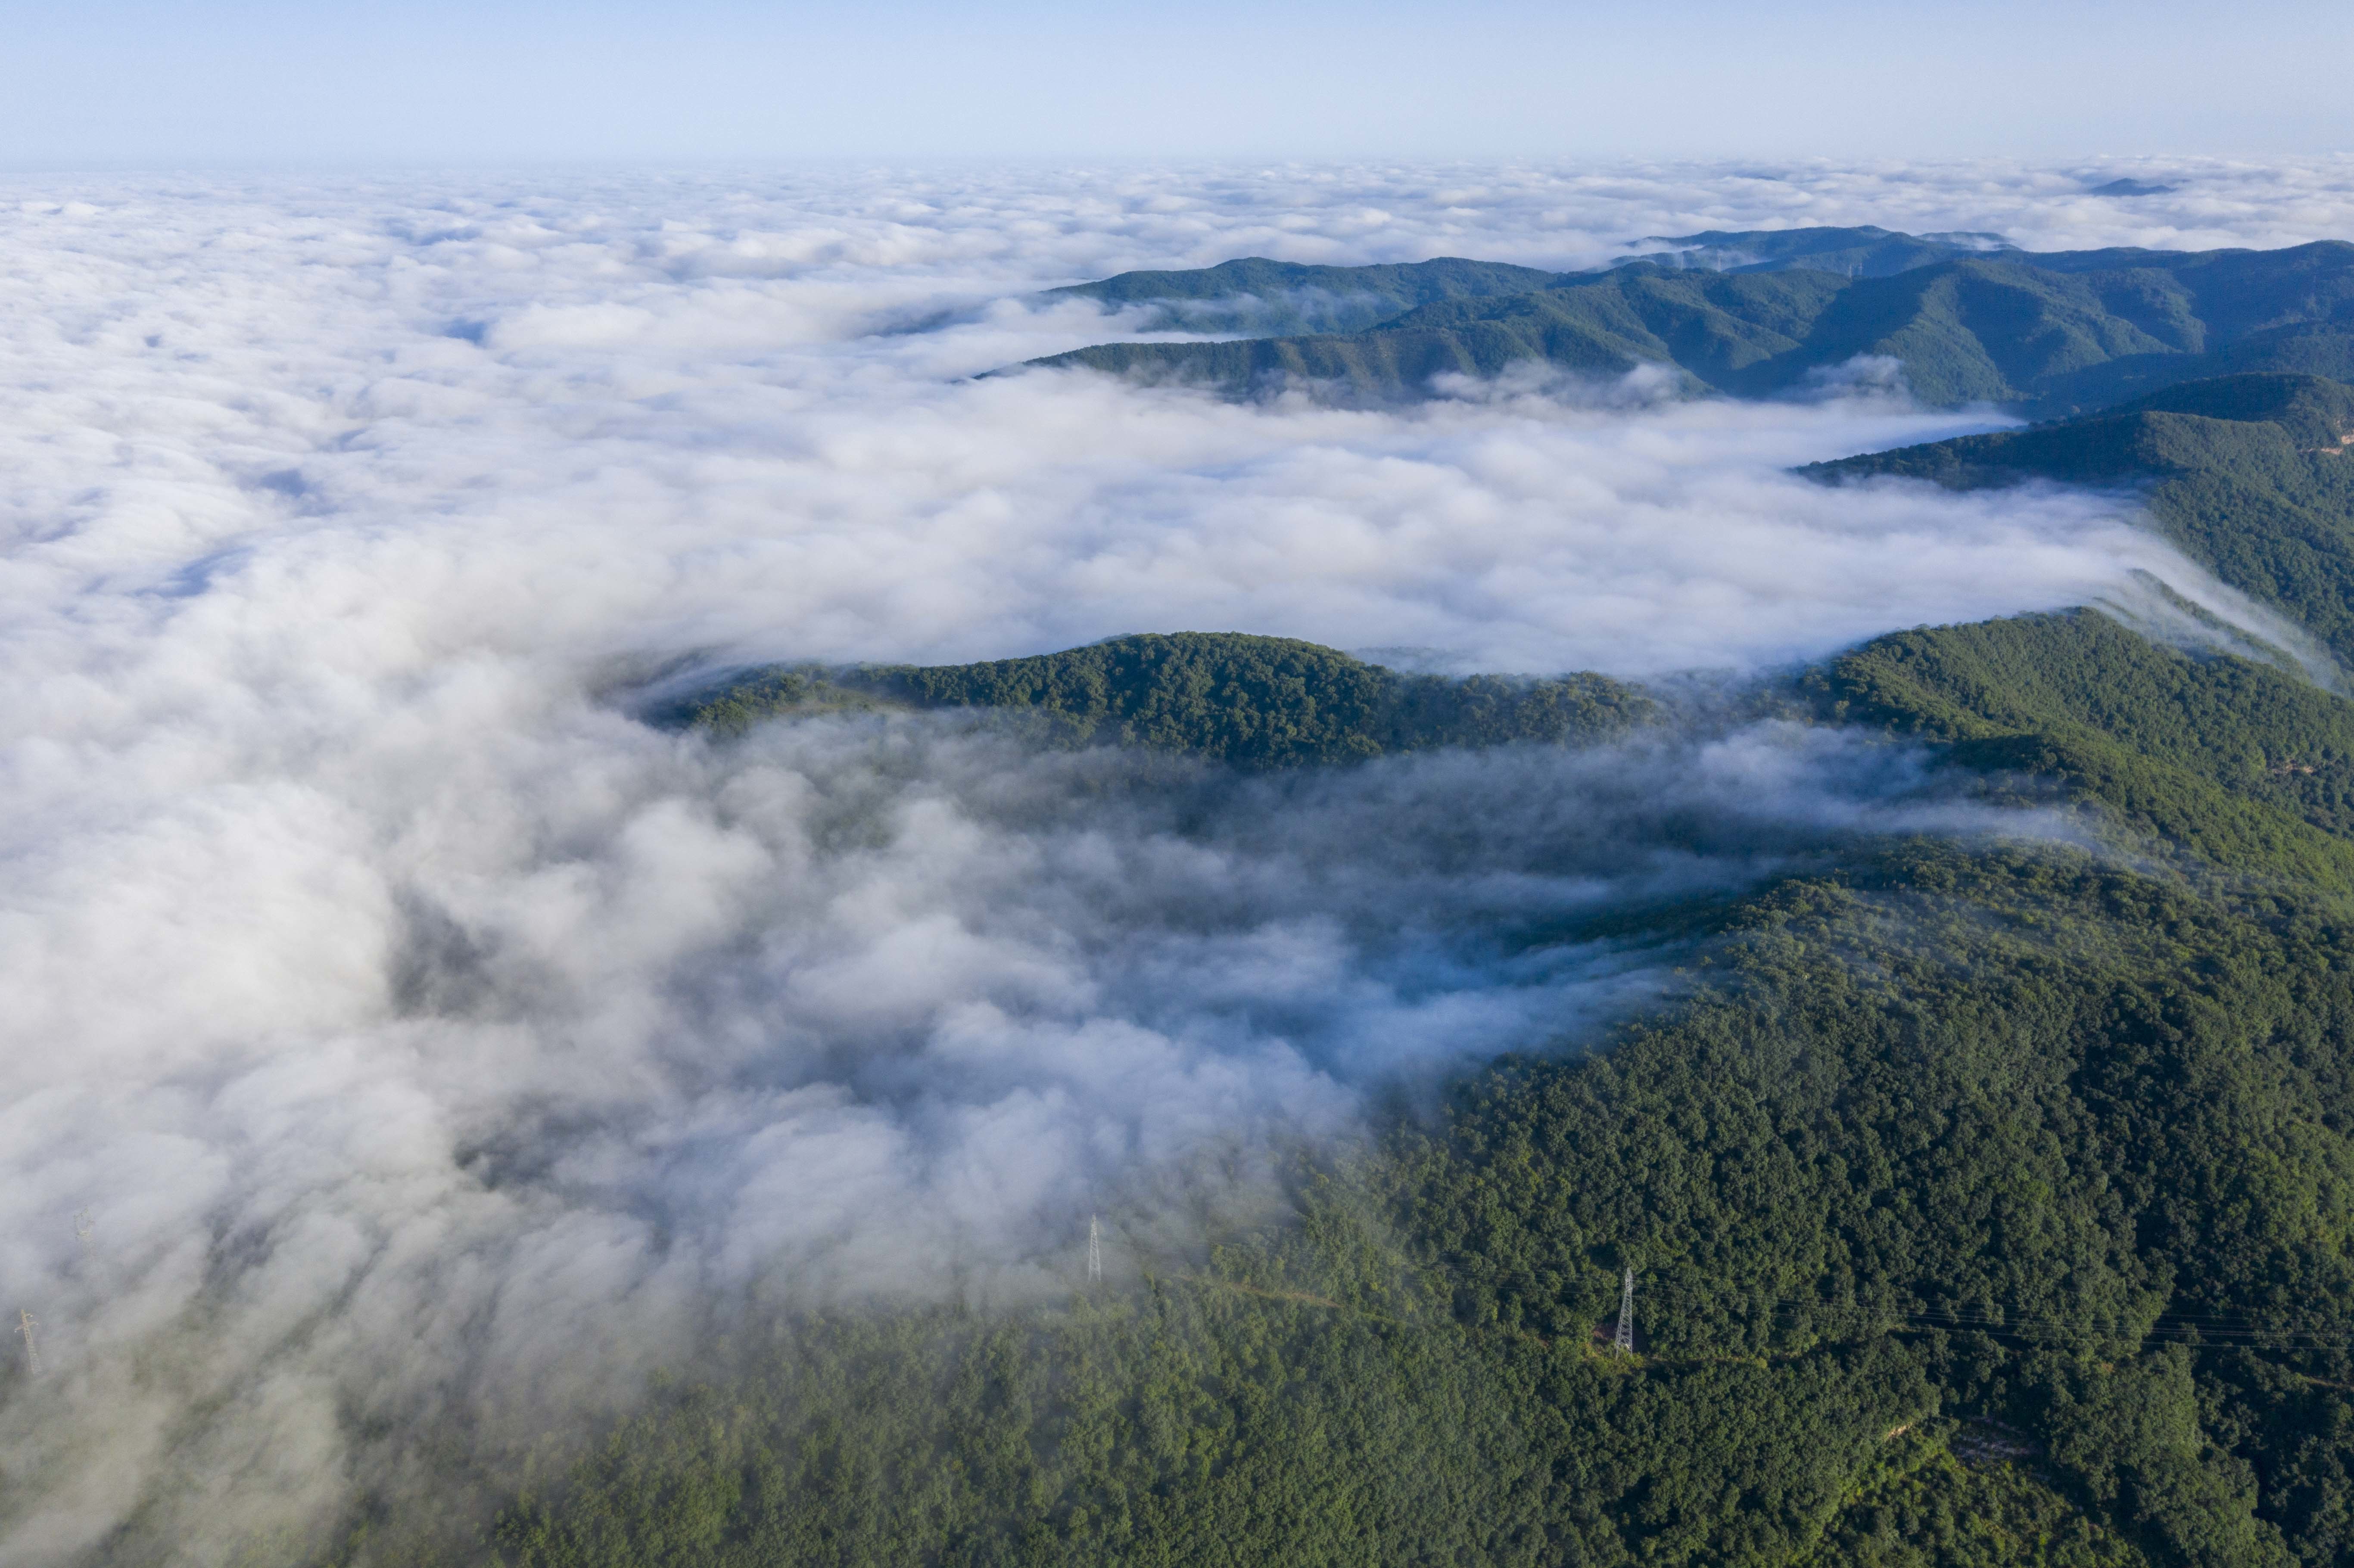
left=16, top=1310, right=39, bottom=1376
left=1087, top=1216, right=1103, bottom=1286
left=74, top=1209, right=93, bottom=1247
left=1614, top=1269, right=1635, bottom=1355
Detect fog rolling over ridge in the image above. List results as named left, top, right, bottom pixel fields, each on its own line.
left=3, top=161, right=2351, bottom=1562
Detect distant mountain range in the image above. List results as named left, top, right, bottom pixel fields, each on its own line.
left=1024, top=227, right=2354, bottom=414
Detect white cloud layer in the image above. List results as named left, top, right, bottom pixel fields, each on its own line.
left=0, top=160, right=2345, bottom=1562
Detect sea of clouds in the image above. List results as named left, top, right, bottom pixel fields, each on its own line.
left=5, top=156, right=2354, bottom=1563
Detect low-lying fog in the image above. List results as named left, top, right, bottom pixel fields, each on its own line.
left=5, top=158, right=2350, bottom=1563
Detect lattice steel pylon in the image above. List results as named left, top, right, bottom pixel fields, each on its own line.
left=1087, top=1216, right=1103, bottom=1286
left=1613, top=1269, right=1635, bottom=1355
left=16, top=1310, right=39, bottom=1376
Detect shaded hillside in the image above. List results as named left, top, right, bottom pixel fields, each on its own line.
left=1022, top=236, right=2354, bottom=413
left=1818, top=607, right=2354, bottom=890
left=1812, top=373, right=2354, bottom=661
left=1614, top=224, right=2017, bottom=279
left=681, top=632, right=1654, bottom=765
left=1043, top=230, right=2015, bottom=340
left=1045, top=255, right=1560, bottom=338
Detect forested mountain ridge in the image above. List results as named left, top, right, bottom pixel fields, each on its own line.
left=506, top=616, right=2354, bottom=1568
left=1021, top=233, right=2354, bottom=413
left=1041, top=229, right=2013, bottom=336
left=1813, top=372, right=2354, bottom=662
left=1812, top=374, right=2354, bottom=487
left=676, top=631, right=1654, bottom=764
left=473, top=369, right=2354, bottom=1568
left=1044, top=255, right=1564, bottom=338
left=554, top=618, right=2354, bottom=1566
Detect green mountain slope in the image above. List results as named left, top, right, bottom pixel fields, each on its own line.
left=402, top=401, right=2354, bottom=1566
left=1044, top=255, right=1561, bottom=337
left=1617, top=225, right=2018, bottom=279
left=1812, top=373, right=2354, bottom=661
left=1034, top=264, right=1849, bottom=401
left=1816, top=607, right=2354, bottom=889
left=1377, top=609, right=2354, bottom=1568
left=464, top=602, right=2354, bottom=1568
left=679, top=632, right=1655, bottom=765
left=1389, top=840, right=2345, bottom=1568
left=1042, top=230, right=2018, bottom=344
left=1023, top=239, right=2354, bottom=413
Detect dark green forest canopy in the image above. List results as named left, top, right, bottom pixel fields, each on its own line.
left=487, top=408, right=2354, bottom=1567
left=1018, top=232, right=2354, bottom=413
left=1812, top=373, right=2354, bottom=663
left=1818, top=608, right=2354, bottom=889
left=493, top=745, right=2354, bottom=1567
left=510, top=607, right=2354, bottom=1567
left=677, top=631, right=1655, bottom=765
left=1809, top=374, right=2354, bottom=488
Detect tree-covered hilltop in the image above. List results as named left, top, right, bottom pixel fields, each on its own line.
left=679, top=632, right=1656, bottom=765
left=1812, top=373, right=2354, bottom=662
left=1812, top=373, right=2354, bottom=488
left=1816, top=607, right=2354, bottom=888
left=461, top=607, right=2354, bottom=1568
left=1018, top=236, right=2354, bottom=413
left=1386, top=836, right=2348, bottom=1568
left=481, top=848, right=2354, bottom=1565
left=413, top=397, right=2354, bottom=1568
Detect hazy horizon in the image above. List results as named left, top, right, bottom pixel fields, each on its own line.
left=2, top=0, right=2348, bottom=168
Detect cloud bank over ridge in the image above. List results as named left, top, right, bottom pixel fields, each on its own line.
left=2, top=160, right=2346, bottom=1562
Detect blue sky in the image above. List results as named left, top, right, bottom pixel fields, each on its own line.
left=1, top=0, right=2348, bottom=165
